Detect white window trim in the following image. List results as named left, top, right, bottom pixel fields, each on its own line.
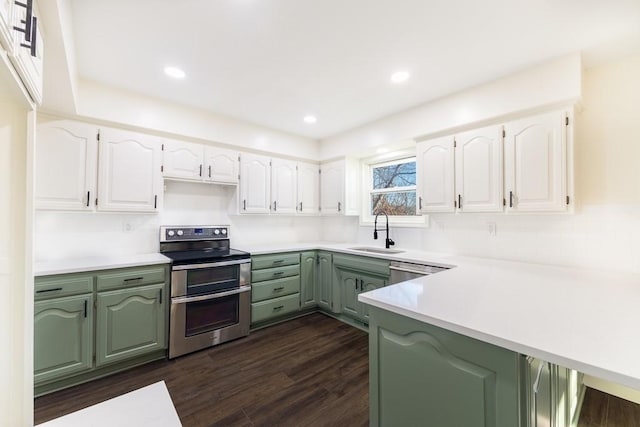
left=360, top=151, right=427, bottom=228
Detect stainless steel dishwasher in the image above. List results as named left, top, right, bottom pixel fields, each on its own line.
left=389, top=261, right=448, bottom=283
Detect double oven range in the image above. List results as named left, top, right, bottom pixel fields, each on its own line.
left=160, top=225, right=251, bottom=358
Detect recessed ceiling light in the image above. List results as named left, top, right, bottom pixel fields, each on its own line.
left=303, top=115, right=317, bottom=124
left=164, top=66, right=186, bottom=79
left=390, top=71, right=410, bottom=84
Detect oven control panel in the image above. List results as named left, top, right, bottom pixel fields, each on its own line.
left=160, top=226, right=229, bottom=241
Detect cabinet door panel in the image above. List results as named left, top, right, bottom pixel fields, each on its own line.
left=320, top=160, right=344, bottom=215
left=205, top=146, right=238, bottom=184
left=297, top=162, right=319, bottom=214
left=96, top=283, right=165, bottom=366
left=505, top=111, right=567, bottom=212
left=162, top=139, right=203, bottom=181
left=317, top=252, right=333, bottom=311
left=35, top=120, right=97, bottom=210
left=416, top=137, right=455, bottom=213
left=300, top=251, right=317, bottom=309
left=239, top=153, right=271, bottom=213
left=337, top=268, right=359, bottom=318
left=271, top=158, right=297, bottom=214
left=455, top=125, right=503, bottom=212
left=98, top=128, right=162, bottom=212
left=358, top=274, right=386, bottom=323
left=34, top=294, right=93, bottom=384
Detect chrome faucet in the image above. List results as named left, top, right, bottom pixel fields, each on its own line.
left=373, top=212, right=395, bottom=249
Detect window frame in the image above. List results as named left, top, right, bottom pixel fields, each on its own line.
left=360, top=151, right=427, bottom=227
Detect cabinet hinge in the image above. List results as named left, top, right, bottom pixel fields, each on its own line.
left=565, top=116, right=569, bottom=126
left=269, top=161, right=272, bottom=166
left=566, top=196, right=570, bottom=205
left=502, top=129, right=506, bottom=138
left=160, top=165, right=164, bottom=172
left=96, top=130, right=100, bottom=142
left=454, top=200, right=457, bottom=208
left=453, top=139, right=457, bottom=148
left=95, top=198, right=98, bottom=206
left=92, top=354, right=96, bottom=363
left=238, top=155, right=241, bottom=162
left=319, top=169, right=322, bottom=174
left=316, top=257, right=319, bottom=265
left=237, top=174, right=240, bottom=180
left=161, top=143, right=164, bottom=151
left=503, top=198, right=506, bottom=206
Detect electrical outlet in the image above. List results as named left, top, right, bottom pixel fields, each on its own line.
left=487, top=222, right=497, bottom=236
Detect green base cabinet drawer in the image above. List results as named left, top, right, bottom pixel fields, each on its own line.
left=333, top=253, right=389, bottom=276
left=35, top=274, right=94, bottom=300
left=251, top=293, right=300, bottom=324
left=96, top=266, right=166, bottom=291
left=252, top=264, right=300, bottom=283
left=252, top=253, right=300, bottom=270
left=252, top=276, right=300, bottom=302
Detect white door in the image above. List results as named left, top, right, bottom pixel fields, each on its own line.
left=162, top=139, right=203, bottom=181
left=271, top=158, right=297, bottom=215
left=455, top=125, right=503, bottom=212
left=297, top=161, right=319, bottom=215
left=504, top=110, right=567, bottom=212
left=204, top=146, right=238, bottom=184
left=416, top=136, right=455, bottom=213
left=239, top=153, right=271, bottom=214
left=0, top=0, right=13, bottom=52
left=35, top=120, right=97, bottom=211
left=10, top=2, right=43, bottom=104
left=97, top=128, right=162, bottom=212
left=320, top=160, right=344, bottom=215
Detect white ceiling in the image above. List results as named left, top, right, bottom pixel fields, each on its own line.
left=68, top=0, right=640, bottom=140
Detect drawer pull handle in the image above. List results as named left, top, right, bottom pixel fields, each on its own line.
left=123, top=277, right=144, bottom=283
left=273, top=287, right=284, bottom=291
left=36, top=287, right=63, bottom=293
left=272, top=260, right=284, bottom=264
left=273, top=305, right=284, bottom=311
left=273, top=272, right=284, bottom=276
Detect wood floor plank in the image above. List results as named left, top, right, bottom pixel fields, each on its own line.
left=606, top=394, right=640, bottom=427
left=579, top=388, right=610, bottom=427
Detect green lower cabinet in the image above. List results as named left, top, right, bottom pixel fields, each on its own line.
left=336, top=267, right=386, bottom=324
left=251, top=293, right=300, bottom=323
left=34, top=294, right=94, bottom=385
left=369, top=307, right=521, bottom=427
left=316, top=251, right=333, bottom=312
left=96, top=283, right=166, bottom=367
left=300, top=251, right=317, bottom=309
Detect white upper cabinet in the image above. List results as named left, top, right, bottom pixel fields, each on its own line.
left=35, top=120, right=97, bottom=211
left=504, top=110, right=569, bottom=212
left=297, top=161, right=319, bottom=215
left=10, top=0, right=43, bottom=104
left=271, top=158, right=297, bottom=215
left=239, top=153, right=271, bottom=214
left=204, top=146, right=238, bottom=184
left=455, top=125, right=504, bottom=212
left=0, top=0, right=14, bottom=52
left=97, top=128, right=163, bottom=213
left=416, top=136, right=455, bottom=213
left=163, top=140, right=239, bottom=185
left=320, top=160, right=345, bottom=215
left=162, top=139, right=203, bottom=181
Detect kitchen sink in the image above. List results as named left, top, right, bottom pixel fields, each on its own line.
left=348, top=246, right=405, bottom=255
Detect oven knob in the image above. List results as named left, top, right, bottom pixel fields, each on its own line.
left=221, top=229, right=227, bottom=235
left=168, top=230, right=175, bottom=237
left=177, top=230, right=184, bottom=236
left=214, top=229, right=220, bottom=235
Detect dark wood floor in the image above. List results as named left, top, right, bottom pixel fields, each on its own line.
left=34, top=312, right=640, bottom=426
left=578, top=387, right=640, bottom=427
left=34, top=313, right=369, bottom=426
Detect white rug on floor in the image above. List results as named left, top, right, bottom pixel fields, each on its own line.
left=37, top=381, right=182, bottom=427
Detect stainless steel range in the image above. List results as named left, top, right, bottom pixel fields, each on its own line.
left=160, top=225, right=251, bottom=358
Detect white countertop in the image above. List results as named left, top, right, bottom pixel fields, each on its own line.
left=37, top=381, right=181, bottom=426
left=34, top=253, right=171, bottom=276
left=242, top=241, right=640, bottom=391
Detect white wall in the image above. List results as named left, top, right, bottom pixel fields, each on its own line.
left=73, top=80, right=320, bottom=161
left=321, top=53, right=640, bottom=275
left=34, top=181, right=322, bottom=261
left=320, top=53, right=581, bottom=160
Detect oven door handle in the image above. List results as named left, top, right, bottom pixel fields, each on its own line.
left=172, top=259, right=251, bottom=271
left=171, top=286, right=251, bottom=304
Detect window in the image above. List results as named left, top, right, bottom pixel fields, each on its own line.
left=369, top=157, right=417, bottom=216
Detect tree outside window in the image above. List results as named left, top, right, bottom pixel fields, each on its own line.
left=370, top=158, right=416, bottom=216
